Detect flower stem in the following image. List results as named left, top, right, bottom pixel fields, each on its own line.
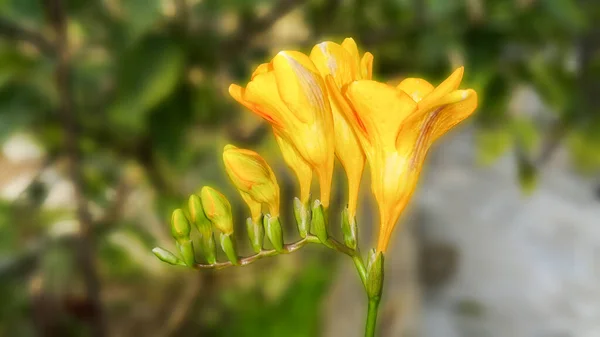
left=364, top=296, right=381, bottom=337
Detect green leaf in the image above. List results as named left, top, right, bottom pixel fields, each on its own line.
left=121, top=0, right=162, bottom=42
left=475, top=126, right=513, bottom=165
left=108, top=37, right=185, bottom=132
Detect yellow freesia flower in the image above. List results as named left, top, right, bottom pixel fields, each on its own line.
left=309, top=38, right=372, bottom=219
left=229, top=51, right=335, bottom=208
left=327, top=67, right=478, bottom=252
left=222, top=145, right=280, bottom=220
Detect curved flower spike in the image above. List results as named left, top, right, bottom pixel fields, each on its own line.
left=328, top=67, right=478, bottom=252
left=229, top=51, right=334, bottom=208
left=200, top=186, right=234, bottom=235
left=310, top=38, right=371, bottom=219
left=223, top=145, right=280, bottom=220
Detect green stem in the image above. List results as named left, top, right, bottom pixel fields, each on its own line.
left=364, top=296, right=381, bottom=337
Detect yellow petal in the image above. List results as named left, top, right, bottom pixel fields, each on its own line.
left=325, top=75, right=369, bottom=143
left=417, top=66, right=464, bottom=113
left=241, top=191, right=263, bottom=223
left=274, top=132, right=313, bottom=205
left=396, top=78, right=435, bottom=102
left=251, top=62, right=272, bottom=79
left=272, top=51, right=329, bottom=125
left=310, top=41, right=357, bottom=88
left=360, top=52, right=374, bottom=80
left=242, top=71, right=289, bottom=129
left=345, top=80, right=417, bottom=150
left=341, top=38, right=360, bottom=63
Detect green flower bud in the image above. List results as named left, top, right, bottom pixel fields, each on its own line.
left=341, top=207, right=358, bottom=250
left=293, top=197, right=311, bottom=238
left=171, top=208, right=191, bottom=241
left=264, top=214, right=283, bottom=252
left=200, top=186, right=234, bottom=235
left=310, top=200, right=328, bottom=244
left=220, top=233, right=239, bottom=265
left=152, top=247, right=185, bottom=266
left=246, top=216, right=264, bottom=254
left=366, top=249, right=384, bottom=299
left=223, top=145, right=280, bottom=216
left=188, top=194, right=211, bottom=235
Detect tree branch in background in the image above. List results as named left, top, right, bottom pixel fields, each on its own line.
left=221, top=0, right=308, bottom=61
left=42, top=0, right=106, bottom=336
left=0, top=15, right=55, bottom=56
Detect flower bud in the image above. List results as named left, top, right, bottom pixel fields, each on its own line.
left=220, top=233, right=239, bottom=265
left=293, top=197, right=311, bottom=238
left=246, top=217, right=264, bottom=253
left=200, top=186, right=233, bottom=235
left=171, top=208, right=191, bottom=241
left=152, top=247, right=185, bottom=266
left=264, top=214, right=283, bottom=252
left=188, top=194, right=211, bottom=235
left=223, top=145, right=280, bottom=216
left=188, top=194, right=217, bottom=263
left=310, top=200, right=328, bottom=244
left=341, top=207, right=358, bottom=250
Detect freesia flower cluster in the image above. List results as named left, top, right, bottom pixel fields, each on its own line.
left=228, top=38, right=477, bottom=252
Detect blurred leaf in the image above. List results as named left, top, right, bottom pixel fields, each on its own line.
left=213, top=260, right=333, bottom=337
left=567, top=124, right=600, bottom=173
left=475, top=126, right=512, bottom=165
left=517, top=157, right=538, bottom=195
left=121, top=0, right=162, bottom=42
left=0, top=0, right=43, bottom=27
left=539, top=0, right=586, bottom=32
left=108, top=37, right=185, bottom=132
left=511, top=117, right=540, bottom=156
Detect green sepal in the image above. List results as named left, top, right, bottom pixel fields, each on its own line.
left=246, top=216, right=264, bottom=254
left=199, top=231, right=217, bottom=264
left=293, top=197, right=311, bottom=238
left=310, top=200, right=328, bottom=244
left=341, top=207, right=357, bottom=250
left=152, top=247, right=186, bottom=266
left=366, top=249, right=384, bottom=299
left=220, top=233, right=239, bottom=265
left=264, top=214, right=284, bottom=252
left=176, top=239, right=196, bottom=266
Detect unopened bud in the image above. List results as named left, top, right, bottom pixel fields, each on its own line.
left=223, top=145, right=280, bottom=216
left=200, top=186, right=233, bottom=235
left=171, top=208, right=191, bottom=241
left=188, top=194, right=211, bottom=235
left=152, top=247, right=185, bottom=266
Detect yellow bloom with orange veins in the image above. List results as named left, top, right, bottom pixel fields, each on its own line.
left=222, top=145, right=280, bottom=219
left=327, top=67, right=478, bottom=252
left=229, top=51, right=335, bottom=208
left=309, top=38, right=372, bottom=219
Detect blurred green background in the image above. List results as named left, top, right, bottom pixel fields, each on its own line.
left=0, top=0, right=599, bottom=336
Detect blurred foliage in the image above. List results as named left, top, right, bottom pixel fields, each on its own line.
left=0, top=0, right=598, bottom=336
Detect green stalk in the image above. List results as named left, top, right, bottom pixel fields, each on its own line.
left=364, top=296, right=381, bottom=337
